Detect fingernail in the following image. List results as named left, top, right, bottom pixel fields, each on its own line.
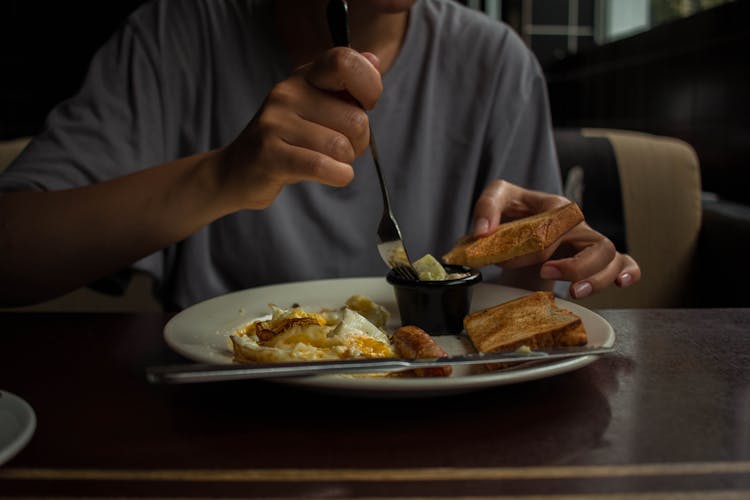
left=619, top=272, right=632, bottom=287
left=473, top=217, right=489, bottom=235
left=540, top=266, right=563, bottom=280
left=573, top=281, right=593, bottom=298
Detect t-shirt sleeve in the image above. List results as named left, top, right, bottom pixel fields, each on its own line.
left=0, top=4, right=170, bottom=290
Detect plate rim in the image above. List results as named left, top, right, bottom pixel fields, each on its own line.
left=163, top=277, right=615, bottom=396
left=0, top=390, right=37, bottom=466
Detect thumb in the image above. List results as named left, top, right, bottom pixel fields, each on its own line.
left=361, top=51, right=380, bottom=70
left=471, top=181, right=510, bottom=237
left=472, top=215, right=491, bottom=237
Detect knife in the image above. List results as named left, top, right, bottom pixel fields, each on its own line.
left=146, top=345, right=614, bottom=384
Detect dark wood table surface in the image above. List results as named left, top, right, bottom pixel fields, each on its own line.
left=1, top=308, right=749, bottom=499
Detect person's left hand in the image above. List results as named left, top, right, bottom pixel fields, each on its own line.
left=471, top=180, right=641, bottom=299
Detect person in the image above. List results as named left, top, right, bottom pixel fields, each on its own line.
left=0, top=0, right=640, bottom=310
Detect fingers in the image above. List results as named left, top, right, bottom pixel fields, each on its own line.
left=614, top=254, right=641, bottom=288
left=241, top=109, right=358, bottom=187
left=471, top=180, right=510, bottom=235
left=566, top=253, right=636, bottom=299
left=470, top=180, right=643, bottom=299
left=267, top=47, right=381, bottom=171
left=274, top=139, right=355, bottom=187
left=539, top=225, right=641, bottom=299
left=472, top=180, right=569, bottom=236
left=547, top=242, right=618, bottom=299
left=304, top=47, right=382, bottom=110
left=266, top=81, right=368, bottom=160
left=220, top=47, right=383, bottom=210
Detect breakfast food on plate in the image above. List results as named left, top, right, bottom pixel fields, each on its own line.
left=391, top=249, right=470, bottom=281
left=464, top=291, right=587, bottom=353
left=413, top=254, right=449, bottom=281
left=442, top=202, right=585, bottom=268
left=230, top=303, right=393, bottom=364
left=391, top=325, right=452, bottom=377
left=229, top=295, right=451, bottom=377
left=342, top=294, right=390, bottom=329
left=412, top=254, right=470, bottom=281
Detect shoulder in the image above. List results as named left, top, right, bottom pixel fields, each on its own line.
left=411, top=0, right=543, bottom=95
left=127, top=0, right=257, bottom=24
left=124, top=0, right=271, bottom=43
left=417, top=0, right=506, bottom=33
left=114, top=0, right=275, bottom=75
left=415, top=0, right=522, bottom=51
left=414, top=0, right=540, bottom=77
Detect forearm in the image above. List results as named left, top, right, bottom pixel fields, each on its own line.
left=0, top=150, right=230, bottom=306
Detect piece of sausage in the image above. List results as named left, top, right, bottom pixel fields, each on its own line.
left=391, top=325, right=452, bottom=377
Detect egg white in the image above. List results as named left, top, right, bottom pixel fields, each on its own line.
left=230, top=303, right=395, bottom=363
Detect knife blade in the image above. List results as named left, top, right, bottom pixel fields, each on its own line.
left=146, top=345, right=614, bottom=384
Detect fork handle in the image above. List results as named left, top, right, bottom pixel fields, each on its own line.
left=368, top=129, right=395, bottom=212
left=326, top=0, right=391, bottom=211
left=327, top=0, right=351, bottom=48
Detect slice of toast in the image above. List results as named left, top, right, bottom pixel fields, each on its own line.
left=442, top=202, right=584, bottom=268
left=464, top=291, right=587, bottom=353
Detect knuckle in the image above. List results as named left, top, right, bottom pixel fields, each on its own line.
left=561, top=264, right=585, bottom=283
left=251, top=112, right=281, bottom=140
left=326, top=47, right=357, bottom=75
left=491, top=179, right=507, bottom=191
left=476, top=192, right=499, bottom=213
left=484, top=179, right=508, bottom=202
left=266, top=81, right=295, bottom=107
left=326, top=49, right=381, bottom=107
left=474, top=196, right=492, bottom=212
left=339, top=47, right=359, bottom=71
left=253, top=110, right=275, bottom=131
left=601, top=237, right=617, bottom=257
left=327, top=133, right=354, bottom=162
left=347, top=108, right=369, bottom=137
left=304, top=152, right=329, bottom=179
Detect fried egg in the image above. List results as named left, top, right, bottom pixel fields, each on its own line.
left=230, top=299, right=396, bottom=364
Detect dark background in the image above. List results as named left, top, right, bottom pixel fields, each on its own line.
left=1, top=1, right=147, bottom=138
left=541, top=0, right=750, bottom=205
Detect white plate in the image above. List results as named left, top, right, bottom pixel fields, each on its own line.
left=164, top=278, right=615, bottom=397
left=0, top=390, right=36, bottom=465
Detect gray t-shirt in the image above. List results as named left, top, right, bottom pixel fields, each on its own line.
left=1, top=0, right=561, bottom=309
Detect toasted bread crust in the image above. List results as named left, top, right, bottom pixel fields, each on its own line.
left=464, top=291, right=587, bottom=353
left=442, top=202, right=584, bottom=268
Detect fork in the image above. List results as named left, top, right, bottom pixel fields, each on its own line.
left=326, top=0, right=419, bottom=282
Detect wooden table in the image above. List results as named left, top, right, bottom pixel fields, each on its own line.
left=1, top=308, right=749, bottom=498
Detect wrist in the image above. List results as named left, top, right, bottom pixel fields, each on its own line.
left=164, top=149, right=237, bottom=236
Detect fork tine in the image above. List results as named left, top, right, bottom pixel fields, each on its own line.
left=393, top=264, right=419, bottom=281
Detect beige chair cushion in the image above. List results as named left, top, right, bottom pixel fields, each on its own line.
left=575, top=128, right=702, bottom=308
left=0, top=137, right=31, bottom=172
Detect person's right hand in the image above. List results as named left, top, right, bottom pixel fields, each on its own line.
left=216, top=47, right=382, bottom=211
